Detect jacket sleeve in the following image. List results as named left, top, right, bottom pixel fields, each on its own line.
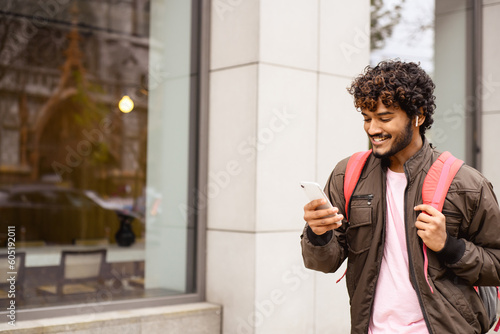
left=300, top=159, right=349, bottom=274
left=444, top=178, right=500, bottom=286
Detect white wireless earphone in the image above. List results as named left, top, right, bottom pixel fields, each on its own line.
left=416, top=116, right=419, bottom=127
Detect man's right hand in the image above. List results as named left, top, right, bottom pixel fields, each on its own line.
left=303, top=199, right=344, bottom=235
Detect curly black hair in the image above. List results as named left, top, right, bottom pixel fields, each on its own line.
left=347, top=60, right=436, bottom=135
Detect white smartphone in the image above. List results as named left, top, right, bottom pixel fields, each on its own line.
left=300, top=181, right=336, bottom=218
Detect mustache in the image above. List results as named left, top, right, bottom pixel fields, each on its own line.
left=370, top=134, right=392, bottom=139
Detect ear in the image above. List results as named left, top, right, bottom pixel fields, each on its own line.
left=416, top=108, right=425, bottom=127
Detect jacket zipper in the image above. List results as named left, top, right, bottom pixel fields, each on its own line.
left=364, top=176, right=385, bottom=333
left=351, top=194, right=374, bottom=205
left=345, top=163, right=381, bottom=334
left=404, top=166, right=433, bottom=334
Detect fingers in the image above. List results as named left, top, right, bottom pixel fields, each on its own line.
left=304, top=210, right=344, bottom=236
left=303, top=199, right=337, bottom=219
left=415, top=220, right=432, bottom=232
left=414, top=204, right=440, bottom=216
left=415, top=211, right=433, bottom=224
left=303, top=200, right=340, bottom=221
left=303, top=200, right=344, bottom=235
left=308, top=218, right=343, bottom=235
left=309, top=212, right=343, bottom=225
left=414, top=204, right=447, bottom=252
left=415, top=220, right=446, bottom=252
left=414, top=204, right=446, bottom=224
left=304, top=206, right=338, bottom=220
left=304, top=198, right=328, bottom=211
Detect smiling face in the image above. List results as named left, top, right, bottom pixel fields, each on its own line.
left=362, top=101, right=423, bottom=169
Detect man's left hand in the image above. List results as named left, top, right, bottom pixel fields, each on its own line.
left=414, top=204, right=447, bottom=252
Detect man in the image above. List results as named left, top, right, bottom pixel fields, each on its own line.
left=301, top=60, right=500, bottom=334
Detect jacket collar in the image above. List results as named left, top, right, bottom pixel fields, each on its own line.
left=402, top=136, right=434, bottom=183
left=366, top=136, right=435, bottom=183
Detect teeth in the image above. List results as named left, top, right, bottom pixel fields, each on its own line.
left=373, top=136, right=389, bottom=142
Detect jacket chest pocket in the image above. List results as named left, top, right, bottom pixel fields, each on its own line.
left=442, top=210, right=462, bottom=238
left=346, top=195, right=374, bottom=254
left=428, top=210, right=463, bottom=270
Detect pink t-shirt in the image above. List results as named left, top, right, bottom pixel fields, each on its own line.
left=368, top=169, right=428, bottom=334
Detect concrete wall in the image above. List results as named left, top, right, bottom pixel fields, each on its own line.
left=432, top=0, right=470, bottom=162
left=482, top=0, right=500, bottom=192
left=433, top=0, right=500, bottom=191
left=207, top=0, right=370, bottom=333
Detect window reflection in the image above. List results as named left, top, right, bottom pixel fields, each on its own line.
left=0, top=0, right=152, bottom=309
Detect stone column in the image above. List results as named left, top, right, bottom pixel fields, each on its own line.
left=207, top=1, right=370, bottom=332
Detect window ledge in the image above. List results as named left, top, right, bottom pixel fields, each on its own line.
left=0, top=302, right=222, bottom=333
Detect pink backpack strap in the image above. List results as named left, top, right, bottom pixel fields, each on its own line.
left=336, top=150, right=371, bottom=284
left=422, top=151, right=464, bottom=211
left=421, top=151, right=464, bottom=293
left=495, top=288, right=500, bottom=332
left=344, top=150, right=372, bottom=222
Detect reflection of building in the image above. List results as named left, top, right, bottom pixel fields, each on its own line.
left=0, top=1, right=149, bottom=197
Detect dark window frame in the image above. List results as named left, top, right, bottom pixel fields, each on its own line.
left=470, top=0, right=483, bottom=170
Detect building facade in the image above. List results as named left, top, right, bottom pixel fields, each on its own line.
left=0, top=0, right=499, bottom=333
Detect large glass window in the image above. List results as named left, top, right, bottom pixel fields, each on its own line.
left=370, top=0, right=476, bottom=165
left=0, top=0, right=200, bottom=316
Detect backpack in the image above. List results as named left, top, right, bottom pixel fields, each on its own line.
left=343, top=149, right=500, bottom=332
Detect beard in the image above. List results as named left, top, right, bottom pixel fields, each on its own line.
left=372, top=118, right=414, bottom=159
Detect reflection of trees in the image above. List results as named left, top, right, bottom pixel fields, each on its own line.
left=32, top=15, right=110, bottom=185
left=0, top=0, right=149, bottom=204
left=371, top=0, right=406, bottom=50
left=371, top=0, right=434, bottom=51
